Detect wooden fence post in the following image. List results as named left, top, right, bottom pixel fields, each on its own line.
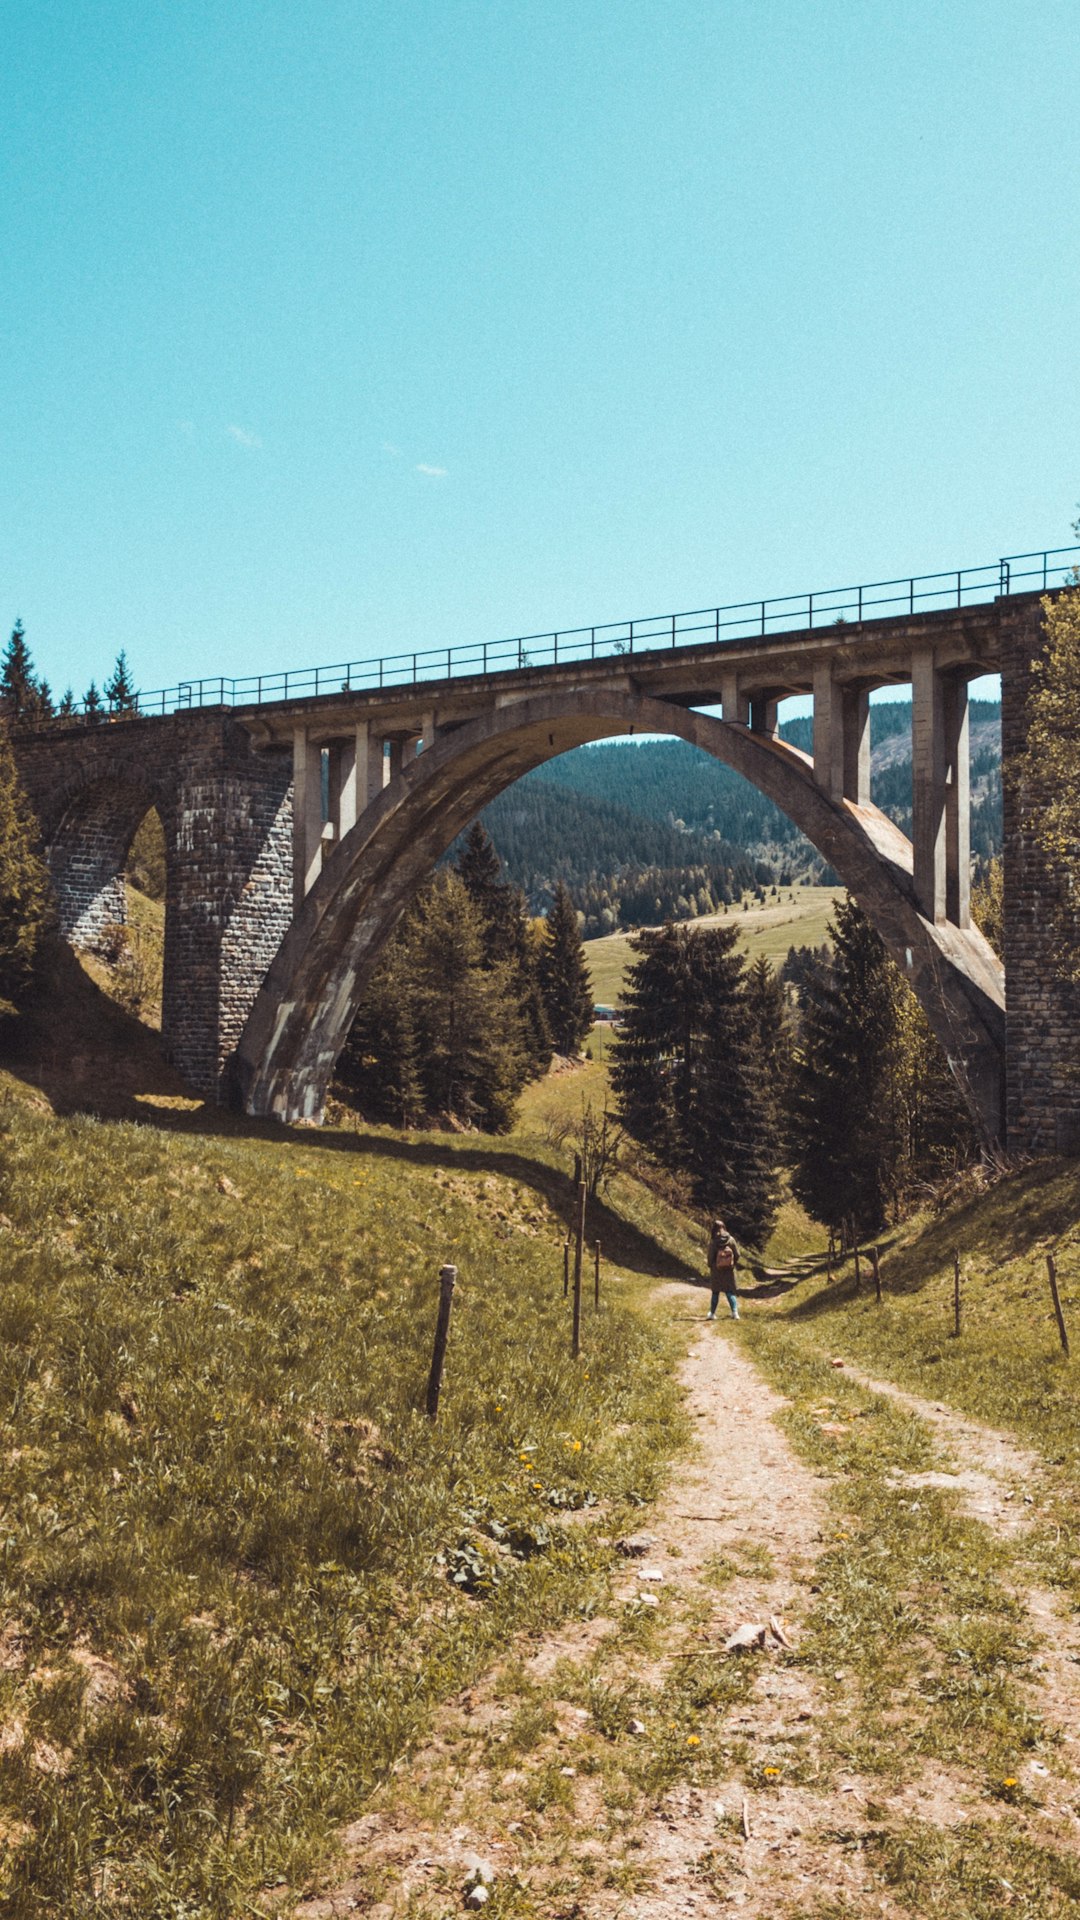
left=1047, top=1253, right=1071, bottom=1358
left=853, top=1241, right=861, bottom=1294
left=871, top=1246, right=882, bottom=1303
left=952, top=1250, right=962, bottom=1339
left=425, top=1264, right=458, bottom=1421
left=826, top=1230, right=834, bottom=1285
left=563, top=1239, right=570, bottom=1299
left=572, top=1174, right=585, bottom=1357
left=594, top=1239, right=601, bottom=1311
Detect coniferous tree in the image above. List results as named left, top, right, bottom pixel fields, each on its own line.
left=686, top=934, right=780, bottom=1242
left=104, top=651, right=136, bottom=712
left=337, top=871, right=533, bottom=1131
left=788, top=899, right=906, bottom=1238
left=742, top=951, right=791, bottom=1140
left=539, top=881, right=593, bottom=1055
left=608, top=922, right=689, bottom=1167
left=57, top=688, right=76, bottom=720
left=456, top=820, right=552, bottom=1076
left=0, top=623, right=39, bottom=724
left=0, top=722, right=50, bottom=1012
left=611, top=922, right=780, bottom=1244
left=83, top=682, right=104, bottom=720
left=338, top=942, right=424, bottom=1127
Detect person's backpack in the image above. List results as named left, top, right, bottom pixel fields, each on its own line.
left=711, top=1239, right=735, bottom=1273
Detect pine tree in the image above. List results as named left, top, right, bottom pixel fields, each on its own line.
left=57, top=688, right=76, bottom=719
left=337, top=940, right=424, bottom=1127
left=609, top=923, right=689, bottom=1167
left=337, top=871, right=533, bottom=1132
left=611, top=923, right=780, bottom=1244
left=104, top=651, right=136, bottom=712
left=456, top=820, right=552, bottom=1077
left=685, top=933, right=780, bottom=1243
left=743, top=952, right=790, bottom=1137
left=0, top=721, right=50, bottom=1012
left=788, top=899, right=902, bottom=1238
left=83, top=682, right=104, bottom=720
left=0, top=622, right=39, bottom=724
left=539, top=881, right=593, bottom=1055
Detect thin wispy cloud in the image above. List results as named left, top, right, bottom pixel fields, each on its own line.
left=381, top=441, right=403, bottom=457
left=227, top=424, right=263, bottom=449
left=416, top=463, right=447, bottom=478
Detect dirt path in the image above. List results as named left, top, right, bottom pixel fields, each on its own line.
left=293, top=1310, right=1080, bottom=1919
left=832, top=1356, right=1080, bottom=1810
left=295, top=1304, right=904, bottom=1918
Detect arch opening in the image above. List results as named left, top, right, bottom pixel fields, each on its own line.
left=234, top=690, right=1006, bottom=1141
left=47, top=783, right=167, bottom=1028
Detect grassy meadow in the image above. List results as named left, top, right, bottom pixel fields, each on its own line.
left=0, top=1077, right=692, bottom=1917
left=6, top=922, right=1080, bottom=1918
left=584, top=884, right=843, bottom=1005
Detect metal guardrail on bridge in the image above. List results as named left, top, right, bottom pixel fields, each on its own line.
left=28, top=544, right=1080, bottom=727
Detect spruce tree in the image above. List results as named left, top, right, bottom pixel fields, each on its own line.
left=685, top=932, right=780, bottom=1244
left=788, top=899, right=901, bottom=1237
left=609, top=923, right=689, bottom=1167
left=456, top=820, right=552, bottom=1077
left=539, top=881, right=593, bottom=1055
left=611, top=922, right=780, bottom=1244
left=104, top=651, right=136, bottom=712
left=83, top=682, right=104, bottom=720
left=337, top=940, right=424, bottom=1127
left=0, top=622, right=39, bottom=724
left=337, top=871, right=532, bottom=1131
left=0, top=722, right=50, bottom=1012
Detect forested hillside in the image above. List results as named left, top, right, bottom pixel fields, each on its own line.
left=477, top=698, right=1001, bottom=930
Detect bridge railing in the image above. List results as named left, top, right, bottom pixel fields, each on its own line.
left=22, top=544, right=1080, bottom=728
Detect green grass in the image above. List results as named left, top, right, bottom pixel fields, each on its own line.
left=585, top=886, right=843, bottom=1004
left=0, top=1090, right=690, bottom=1917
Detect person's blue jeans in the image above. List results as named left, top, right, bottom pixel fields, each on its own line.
left=709, top=1287, right=739, bottom=1319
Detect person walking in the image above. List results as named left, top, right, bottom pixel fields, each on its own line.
left=706, top=1216, right=740, bottom=1320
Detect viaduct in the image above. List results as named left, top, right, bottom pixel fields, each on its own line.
left=11, top=549, right=1080, bottom=1155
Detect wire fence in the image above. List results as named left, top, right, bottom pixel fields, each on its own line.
left=23, top=543, right=1080, bottom=730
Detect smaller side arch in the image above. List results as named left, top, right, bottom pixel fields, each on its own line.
left=233, top=689, right=1006, bottom=1140
left=46, top=777, right=167, bottom=951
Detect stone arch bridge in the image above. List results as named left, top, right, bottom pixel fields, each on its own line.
left=10, top=581, right=1076, bottom=1154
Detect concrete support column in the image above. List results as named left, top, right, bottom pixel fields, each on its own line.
left=749, top=696, right=778, bottom=737
left=387, top=738, right=403, bottom=780
left=420, top=708, right=436, bottom=751
left=842, top=687, right=871, bottom=806
left=720, top=671, right=749, bottom=725
left=332, top=732, right=360, bottom=841
left=911, top=648, right=947, bottom=924
left=292, top=727, right=324, bottom=908
left=401, top=734, right=420, bottom=767
left=366, top=730, right=387, bottom=805
left=944, top=677, right=971, bottom=930
left=813, top=665, right=844, bottom=800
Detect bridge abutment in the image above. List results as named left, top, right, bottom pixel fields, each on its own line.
left=163, top=723, right=293, bottom=1097
left=1001, top=603, right=1080, bottom=1154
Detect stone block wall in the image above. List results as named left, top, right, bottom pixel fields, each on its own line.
left=1000, top=598, right=1080, bottom=1154
left=162, top=720, right=293, bottom=1097
left=13, top=711, right=294, bottom=1103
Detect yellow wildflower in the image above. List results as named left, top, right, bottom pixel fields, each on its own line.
left=686, top=1735, right=700, bottom=1747
left=763, top=1766, right=780, bottom=1777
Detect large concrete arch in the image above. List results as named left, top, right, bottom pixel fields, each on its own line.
left=233, top=689, right=1005, bottom=1139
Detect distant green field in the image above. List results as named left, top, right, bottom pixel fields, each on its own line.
left=585, top=886, right=844, bottom=1006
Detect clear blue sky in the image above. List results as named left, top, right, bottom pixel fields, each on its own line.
left=5, top=0, right=1079, bottom=704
